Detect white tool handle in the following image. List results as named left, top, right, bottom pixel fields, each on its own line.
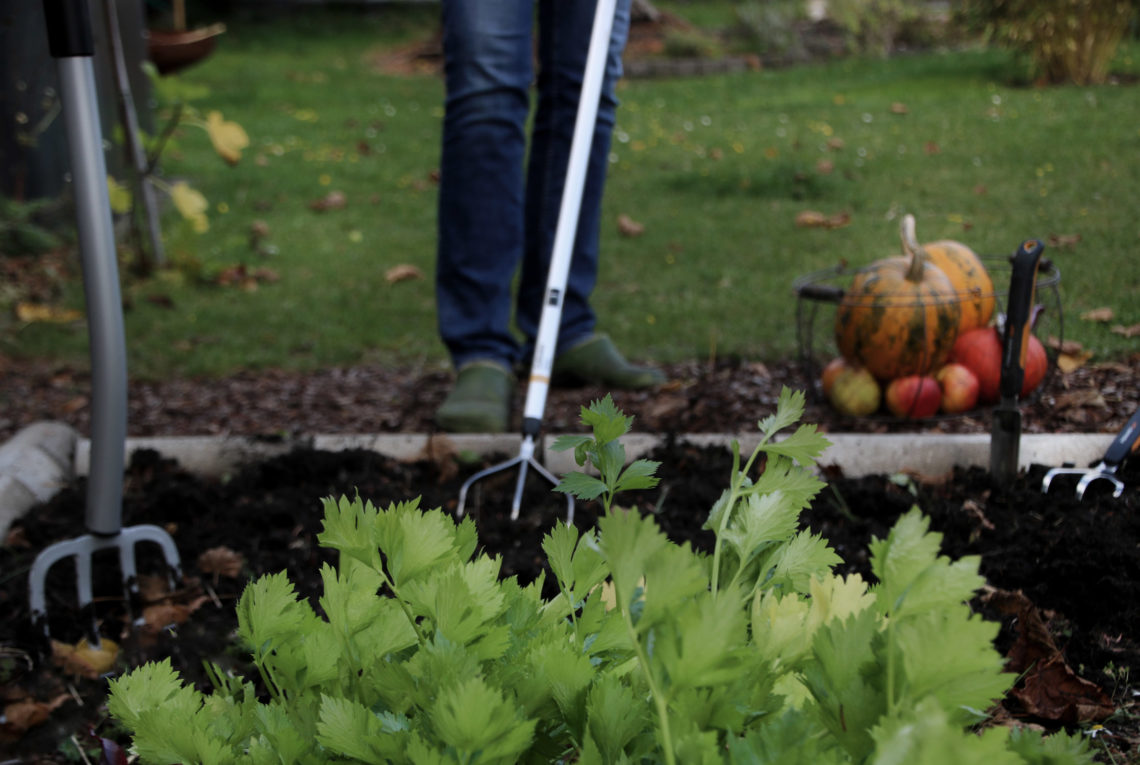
left=521, top=0, right=618, bottom=431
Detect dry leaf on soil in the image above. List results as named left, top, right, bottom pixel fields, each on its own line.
left=1080, top=307, right=1115, bottom=323
left=141, top=596, right=210, bottom=634
left=197, top=546, right=246, bottom=580
left=51, top=637, right=119, bottom=679
left=795, top=210, right=851, bottom=229
left=1057, top=350, right=1094, bottom=374
left=617, top=213, right=645, bottom=237
left=385, top=264, right=424, bottom=284
left=2, top=694, right=71, bottom=737
left=1053, top=389, right=1108, bottom=411
left=414, top=434, right=459, bottom=483
left=981, top=587, right=1114, bottom=723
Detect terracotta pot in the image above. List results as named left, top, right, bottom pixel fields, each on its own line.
left=148, top=23, right=226, bottom=76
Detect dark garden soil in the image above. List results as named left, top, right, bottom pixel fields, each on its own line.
left=3, top=423, right=1140, bottom=761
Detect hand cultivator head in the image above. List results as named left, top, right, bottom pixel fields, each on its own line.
left=1042, top=408, right=1140, bottom=500
left=456, top=434, right=574, bottom=523
left=28, top=525, right=182, bottom=643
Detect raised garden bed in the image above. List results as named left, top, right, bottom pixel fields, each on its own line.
left=1, top=437, right=1138, bottom=761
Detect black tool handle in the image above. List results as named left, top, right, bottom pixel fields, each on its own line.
left=44, top=0, right=95, bottom=57
left=998, top=240, right=1045, bottom=401
left=1104, top=408, right=1140, bottom=468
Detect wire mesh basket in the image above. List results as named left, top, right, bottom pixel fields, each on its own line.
left=793, top=253, right=1063, bottom=420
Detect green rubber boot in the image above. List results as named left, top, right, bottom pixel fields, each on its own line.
left=552, top=334, right=666, bottom=389
left=435, top=361, right=513, bottom=433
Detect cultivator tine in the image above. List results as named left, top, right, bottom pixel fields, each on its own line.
left=1041, top=466, right=1126, bottom=500
left=28, top=526, right=182, bottom=644
left=456, top=435, right=574, bottom=524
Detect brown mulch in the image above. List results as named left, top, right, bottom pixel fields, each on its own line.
left=1, top=352, right=1137, bottom=444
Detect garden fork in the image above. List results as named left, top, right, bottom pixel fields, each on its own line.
left=29, top=0, right=181, bottom=643
left=456, top=0, right=619, bottom=525
left=1041, top=408, right=1140, bottom=499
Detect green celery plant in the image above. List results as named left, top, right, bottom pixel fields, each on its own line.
left=107, top=389, right=1094, bottom=764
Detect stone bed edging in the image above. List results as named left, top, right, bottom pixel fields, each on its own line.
left=0, top=422, right=1116, bottom=539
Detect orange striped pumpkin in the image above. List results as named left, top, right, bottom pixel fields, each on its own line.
left=835, top=216, right=961, bottom=380
left=901, top=218, right=995, bottom=334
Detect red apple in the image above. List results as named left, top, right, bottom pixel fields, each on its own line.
left=820, top=357, right=847, bottom=397
left=952, top=326, right=1048, bottom=404
left=935, top=363, right=980, bottom=414
left=826, top=362, right=881, bottom=416
left=885, top=375, right=941, bottom=419
left=951, top=327, right=1002, bottom=404
left=1021, top=335, right=1048, bottom=396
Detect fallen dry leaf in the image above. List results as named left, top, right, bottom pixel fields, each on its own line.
left=1046, top=336, right=1085, bottom=356
left=385, top=264, right=424, bottom=284
left=1053, top=389, right=1108, bottom=410
left=923, top=141, right=940, bottom=155
left=51, top=637, right=119, bottom=679
left=15, top=302, right=83, bottom=324
left=815, top=159, right=834, bottom=175
left=973, top=184, right=988, bottom=195
left=795, top=210, right=852, bottom=229
left=1080, top=307, right=1114, bottom=323
left=197, top=546, right=246, bottom=580
left=309, top=190, right=347, bottom=212
left=981, top=587, right=1114, bottom=723
left=2, top=694, right=70, bottom=736
left=414, top=434, right=459, bottom=484
left=1111, top=323, right=1140, bottom=338
left=1057, top=350, right=1094, bottom=374
left=825, top=137, right=845, bottom=150
left=141, top=596, right=209, bottom=633
left=890, top=102, right=908, bottom=114
left=137, top=573, right=173, bottom=602
left=1047, top=233, right=1081, bottom=248
left=617, top=213, right=645, bottom=237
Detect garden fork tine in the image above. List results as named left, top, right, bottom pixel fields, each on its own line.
left=456, top=0, right=618, bottom=525
left=1042, top=408, right=1140, bottom=499
left=29, top=0, right=181, bottom=643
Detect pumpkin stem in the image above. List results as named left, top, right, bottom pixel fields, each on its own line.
left=900, top=214, right=929, bottom=282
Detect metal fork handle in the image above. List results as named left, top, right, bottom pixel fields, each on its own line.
left=48, top=0, right=129, bottom=536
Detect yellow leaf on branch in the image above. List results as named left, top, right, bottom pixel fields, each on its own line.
left=107, top=176, right=133, bottom=214
left=15, top=302, right=83, bottom=323
left=170, top=181, right=209, bottom=232
left=205, top=110, right=249, bottom=165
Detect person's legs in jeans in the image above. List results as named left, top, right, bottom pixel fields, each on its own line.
left=435, top=0, right=664, bottom=432
left=517, top=0, right=665, bottom=389
left=434, top=0, right=531, bottom=432
left=436, top=0, right=532, bottom=372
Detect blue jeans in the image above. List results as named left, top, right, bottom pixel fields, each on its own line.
left=436, top=0, right=632, bottom=370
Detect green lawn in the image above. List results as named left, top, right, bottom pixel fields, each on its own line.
left=4, top=6, right=1138, bottom=379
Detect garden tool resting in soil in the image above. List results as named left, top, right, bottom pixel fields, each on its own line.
left=456, top=0, right=619, bottom=524
left=1041, top=408, right=1140, bottom=499
left=989, top=238, right=1045, bottom=484
left=29, top=0, right=181, bottom=642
